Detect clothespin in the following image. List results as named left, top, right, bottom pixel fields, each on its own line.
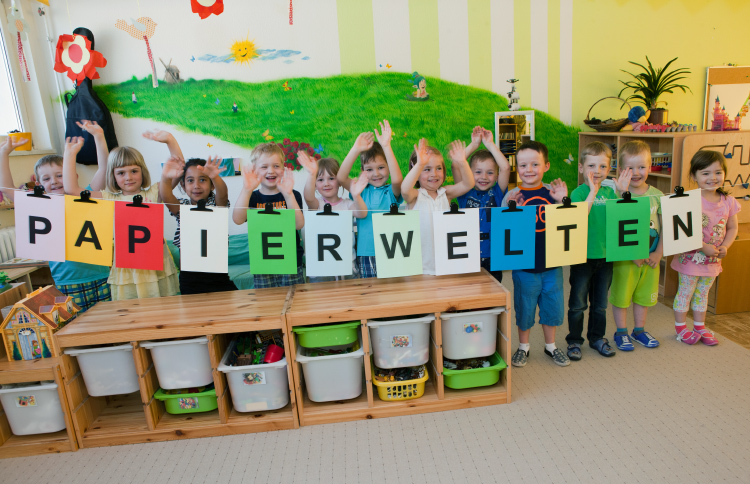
left=260, top=202, right=279, bottom=214
left=126, top=194, right=149, bottom=208
left=73, top=190, right=97, bottom=204
left=443, top=202, right=464, bottom=215
left=316, top=203, right=338, bottom=216
left=669, top=186, right=688, bottom=198
left=556, top=196, right=575, bottom=209
left=383, top=203, right=404, bottom=216
left=502, top=200, right=522, bottom=213
left=26, top=185, right=49, bottom=199
left=617, top=191, right=637, bottom=204
left=190, top=199, right=213, bottom=212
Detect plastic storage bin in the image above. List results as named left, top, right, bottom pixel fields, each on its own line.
left=292, top=321, right=360, bottom=348
left=442, top=352, right=507, bottom=389
left=0, top=381, right=66, bottom=435
left=218, top=342, right=290, bottom=412
left=441, top=308, right=504, bottom=359
left=140, top=337, right=213, bottom=390
left=295, top=341, right=364, bottom=402
left=371, top=365, right=428, bottom=402
left=367, top=315, right=434, bottom=369
left=64, top=344, right=139, bottom=397
left=154, top=384, right=218, bottom=414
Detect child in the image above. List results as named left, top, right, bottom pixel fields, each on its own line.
left=609, top=140, right=663, bottom=351
left=456, top=126, right=511, bottom=282
left=160, top=154, right=237, bottom=295
left=402, top=139, right=474, bottom=275
left=500, top=141, right=569, bottom=367
left=0, top=123, right=111, bottom=312
left=565, top=142, right=631, bottom=360
left=337, top=120, right=403, bottom=278
left=297, top=151, right=369, bottom=282
left=62, top=134, right=179, bottom=301
left=671, top=150, right=740, bottom=346
left=232, top=142, right=305, bottom=288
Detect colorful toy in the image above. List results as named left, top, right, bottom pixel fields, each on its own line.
left=406, top=72, right=429, bottom=101
left=710, top=95, right=749, bottom=131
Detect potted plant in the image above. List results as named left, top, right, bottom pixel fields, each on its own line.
left=618, top=56, right=692, bottom=125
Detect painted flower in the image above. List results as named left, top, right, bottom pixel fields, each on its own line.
left=54, top=34, right=107, bottom=84
left=191, top=0, right=224, bottom=19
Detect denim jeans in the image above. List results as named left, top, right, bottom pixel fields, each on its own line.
left=566, top=258, right=613, bottom=345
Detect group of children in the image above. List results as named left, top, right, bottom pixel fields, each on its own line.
left=0, top=121, right=738, bottom=366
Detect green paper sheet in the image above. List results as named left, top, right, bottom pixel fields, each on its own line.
left=605, top=198, right=650, bottom=262
left=247, top=209, right=297, bottom=274
left=372, top=211, right=422, bottom=278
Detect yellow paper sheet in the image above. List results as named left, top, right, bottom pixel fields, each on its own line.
left=64, top=195, right=114, bottom=266
left=544, top=202, right=589, bottom=268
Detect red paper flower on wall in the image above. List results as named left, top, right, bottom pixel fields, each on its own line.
left=53, top=34, right=107, bottom=84
left=191, top=0, right=224, bottom=19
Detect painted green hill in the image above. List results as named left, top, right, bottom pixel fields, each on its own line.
left=95, top=73, right=579, bottom=187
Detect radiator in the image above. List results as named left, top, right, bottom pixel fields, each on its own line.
left=0, top=226, right=16, bottom=262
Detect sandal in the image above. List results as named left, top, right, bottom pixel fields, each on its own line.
left=589, top=338, right=616, bottom=357
left=696, top=329, right=719, bottom=346
left=676, top=328, right=701, bottom=345
left=566, top=343, right=582, bottom=361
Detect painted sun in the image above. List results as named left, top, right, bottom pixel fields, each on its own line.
left=230, top=37, right=259, bottom=66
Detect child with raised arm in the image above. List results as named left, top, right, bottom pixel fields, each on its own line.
left=456, top=126, right=511, bottom=282
left=337, top=120, right=403, bottom=278
left=0, top=123, right=111, bottom=311
left=609, top=140, right=663, bottom=351
left=402, top=139, right=474, bottom=275
left=671, top=150, right=740, bottom=346
left=160, top=153, right=236, bottom=295
left=501, top=141, right=570, bottom=367
left=232, top=143, right=304, bottom=288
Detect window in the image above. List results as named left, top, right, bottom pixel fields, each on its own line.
left=0, top=24, right=23, bottom=133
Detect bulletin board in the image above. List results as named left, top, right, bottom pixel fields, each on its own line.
left=702, top=66, right=750, bottom=130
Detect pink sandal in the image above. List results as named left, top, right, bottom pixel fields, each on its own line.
left=696, top=329, right=719, bottom=346
left=676, top=328, right=701, bottom=345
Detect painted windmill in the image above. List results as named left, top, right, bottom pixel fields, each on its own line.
left=115, top=17, right=159, bottom=87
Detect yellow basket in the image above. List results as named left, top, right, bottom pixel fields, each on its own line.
left=371, top=365, right=428, bottom=402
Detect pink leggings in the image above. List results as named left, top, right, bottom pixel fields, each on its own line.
left=673, top=273, right=716, bottom=313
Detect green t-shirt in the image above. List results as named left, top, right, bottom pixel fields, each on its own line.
left=571, top=184, right=618, bottom=259
left=635, top=185, right=663, bottom=253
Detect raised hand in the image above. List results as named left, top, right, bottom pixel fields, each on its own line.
left=349, top=174, right=369, bottom=197
left=162, top=157, right=185, bottom=179
left=278, top=167, right=295, bottom=194
left=374, top=120, right=393, bottom=147
left=586, top=171, right=600, bottom=192
left=448, top=140, right=467, bottom=163
left=142, top=129, right=174, bottom=144
left=549, top=178, right=568, bottom=202
left=297, top=150, right=318, bottom=175
left=76, top=120, right=104, bottom=137
left=0, top=136, right=28, bottom=154
left=480, top=128, right=494, bottom=146
left=241, top=163, right=261, bottom=191
left=615, top=167, right=632, bottom=193
left=413, top=138, right=429, bottom=166
left=200, top=156, right=222, bottom=179
left=471, top=126, right=483, bottom=145
left=64, top=136, right=85, bottom=155
left=353, top=132, right=374, bottom=153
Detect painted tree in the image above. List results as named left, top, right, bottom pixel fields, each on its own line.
left=12, top=341, right=21, bottom=360
left=41, top=338, right=51, bottom=358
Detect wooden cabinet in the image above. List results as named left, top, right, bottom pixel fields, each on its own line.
left=707, top=224, right=750, bottom=314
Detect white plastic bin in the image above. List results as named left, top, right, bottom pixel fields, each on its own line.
left=0, top=381, right=66, bottom=435
left=140, top=337, right=213, bottom=390
left=218, top=342, right=290, bottom=412
left=441, top=308, right=504, bottom=359
left=64, top=344, right=140, bottom=397
left=367, top=315, right=434, bottom=369
left=295, top=340, right=364, bottom=403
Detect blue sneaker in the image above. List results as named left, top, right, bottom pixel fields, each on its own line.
left=631, top=330, right=660, bottom=348
left=613, top=332, right=634, bottom=351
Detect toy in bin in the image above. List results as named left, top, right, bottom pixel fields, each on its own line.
left=371, top=364, right=428, bottom=402
left=442, top=352, right=507, bottom=390
left=232, top=330, right=284, bottom=366
left=154, top=384, right=218, bottom=414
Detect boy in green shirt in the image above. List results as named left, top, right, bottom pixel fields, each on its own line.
left=566, top=142, right=630, bottom=360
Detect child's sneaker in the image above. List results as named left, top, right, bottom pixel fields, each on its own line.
left=613, top=332, right=634, bottom=351
left=676, top=328, right=701, bottom=345
left=511, top=348, right=528, bottom=367
left=631, top=330, right=659, bottom=348
left=696, top=328, right=719, bottom=346
left=544, top=348, right=570, bottom=367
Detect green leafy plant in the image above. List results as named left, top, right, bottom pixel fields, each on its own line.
left=618, top=56, right=692, bottom=110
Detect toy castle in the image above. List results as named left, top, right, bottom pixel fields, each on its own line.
left=710, top=94, right=749, bottom=131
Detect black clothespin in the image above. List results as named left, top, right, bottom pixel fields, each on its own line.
left=443, top=202, right=464, bottom=215
left=502, top=200, right=522, bottom=213
left=26, top=185, right=49, bottom=199
left=261, top=202, right=279, bottom=214
left=556, top=196, right=575, bottom=209
left=383, top=203, right=404, bottom=216
left=190, top=199, right=213, bottom=212
left=126, top=194, right=148, bottom=208
left=617, top=191, right=637, bottom=204
left=73, top=190, right=97, bottom=204
left=316, top=203, right=339, bottom=216
left=670, top=186, right=688, bottom=198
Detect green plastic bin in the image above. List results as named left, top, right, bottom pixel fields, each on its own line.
left=154, top=384, right=218, bottom=414
left=292, top=321, right=360, bottom=348
left=442, top=352, right=507, bottom=390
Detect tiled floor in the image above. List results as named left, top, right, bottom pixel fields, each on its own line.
left=2, top=272, right=749, bottom=483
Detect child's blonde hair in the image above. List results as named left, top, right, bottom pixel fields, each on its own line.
left=409, top=145, right=445, bottom=188
left=105, top=147, right=151, bottom=193
left=316, top=157, right=340, bottom=178
left=250, top=143, right=285, bottom=165
left=33, top=155, right=63, bottom=180
left=618, top=140, right=651, bottom=166
left=580, top=141, right=613, bottom=164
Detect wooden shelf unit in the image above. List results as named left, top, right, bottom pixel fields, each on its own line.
left=0, top=358, right=77, bottom=458
left=53, top=288, right=298, bottom=449
left=285, top=271, right=512, bottom=427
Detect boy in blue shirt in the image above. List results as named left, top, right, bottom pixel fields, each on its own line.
left=456, top=126, right=510, bottom=282
left=337, top=120, right=403, bottom=278
left=501, top=141, right=569, bottom=367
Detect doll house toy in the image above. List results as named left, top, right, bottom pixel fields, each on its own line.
left=1, top=285, right=80, bottom=362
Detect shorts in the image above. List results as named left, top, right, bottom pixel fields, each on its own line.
left=57, top=277, right=111, bottom=313
left=511, top=268, right=564, bottom=331
left=253, top=265, right=305, bottom=289
left=358, top=256, right=377, bottom=279
left=609, top=260, right=659, bottom=308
